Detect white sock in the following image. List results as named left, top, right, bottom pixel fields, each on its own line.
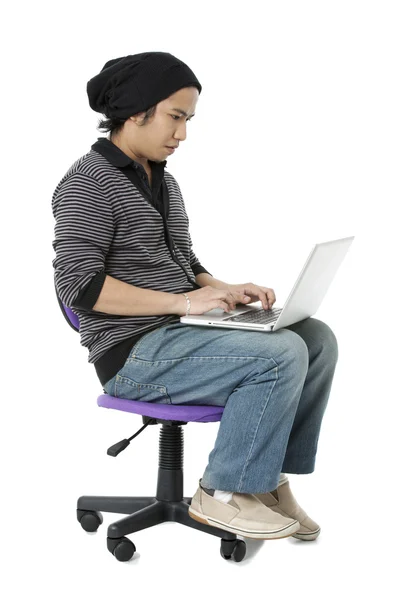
left=278, top=472, right=288, bottom=487
left=214, top=489, right=233, bottom=503
left=203, top=475, right=287, bottom=503
left=214, top=477, right=286, bottom=501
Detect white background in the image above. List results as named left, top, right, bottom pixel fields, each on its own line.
left=2, top=0, right=399, bottom=597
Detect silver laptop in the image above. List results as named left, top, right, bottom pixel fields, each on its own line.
left=180, top=236, right=354, bottom=332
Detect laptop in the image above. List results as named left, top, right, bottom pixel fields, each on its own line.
left=180, top=236, right=354, bottom=332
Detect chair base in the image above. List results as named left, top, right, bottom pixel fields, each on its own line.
left=76, top=422, right=247, bottom=561
left=78, top=466, right=236, bottom=541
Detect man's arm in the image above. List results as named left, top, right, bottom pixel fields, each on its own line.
left=195, top=272, right=230, bottom=290
left=92, top=275, right=183, bottom=316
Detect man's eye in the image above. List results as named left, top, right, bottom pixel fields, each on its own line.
left=171, top=115, right=192, bottom=121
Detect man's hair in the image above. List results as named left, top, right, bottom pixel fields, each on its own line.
left=96, top=105, right=157, bottom=136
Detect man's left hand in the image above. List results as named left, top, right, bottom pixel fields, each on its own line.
left=226, top=282, right=276, bottom=311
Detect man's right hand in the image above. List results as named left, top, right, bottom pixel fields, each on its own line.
left=174, top=285, right=252, bottom=316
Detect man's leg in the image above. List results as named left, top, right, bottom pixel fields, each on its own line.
left=280, top=317, right=339, bottom=474
left=105, top=321, right=311, bottom=494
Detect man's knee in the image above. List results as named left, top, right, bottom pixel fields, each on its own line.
left=308, top=318, right=339, bottom=364
left=276, top=329, right=310, bottom=374
left=236, top=327, right=309, bottom=372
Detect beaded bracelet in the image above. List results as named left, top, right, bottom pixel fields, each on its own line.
left=181, top=292, right=191, bottom=316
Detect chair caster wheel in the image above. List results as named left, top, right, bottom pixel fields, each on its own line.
left=107, top=536, right=136, bottom=562
left=220, top=538, right=246, bottom=562
left=77, top=509, right=103, bottom=532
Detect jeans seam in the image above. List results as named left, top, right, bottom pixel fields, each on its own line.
left=126, top=355, right=280, bottom=365
left=237, top=364, right=279, bottom=492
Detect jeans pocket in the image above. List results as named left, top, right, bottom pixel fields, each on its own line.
left=115, top=374, right=172, bottom=404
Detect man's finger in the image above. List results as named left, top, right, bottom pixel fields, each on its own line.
left=260, top=291, right=269, bottom=309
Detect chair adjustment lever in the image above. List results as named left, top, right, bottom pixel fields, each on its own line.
left=107, top=439, right=130, bottom=457
left=107, top=419, right=156, bottom=457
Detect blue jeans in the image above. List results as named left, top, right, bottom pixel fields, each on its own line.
left=103, top=317, right=339, bottom=494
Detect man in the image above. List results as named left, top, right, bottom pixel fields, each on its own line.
left=52, top=51, right=338, bottom=541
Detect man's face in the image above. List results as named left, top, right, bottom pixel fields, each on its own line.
left=122, top=86, right=199, bottom=164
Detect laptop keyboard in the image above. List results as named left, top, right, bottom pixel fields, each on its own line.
left=225, top=307, right=282, bottom=324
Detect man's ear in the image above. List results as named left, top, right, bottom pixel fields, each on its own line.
left=130, top=113, right=145, bottom=124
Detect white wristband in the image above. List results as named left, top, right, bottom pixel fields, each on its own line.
left=181, top=293, right=191, bottom=316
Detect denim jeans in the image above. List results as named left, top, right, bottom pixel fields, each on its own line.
left=103, top=317, right=339, bottom=494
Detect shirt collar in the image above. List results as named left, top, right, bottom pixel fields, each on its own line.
left=91, top=137, right=167, bottom=173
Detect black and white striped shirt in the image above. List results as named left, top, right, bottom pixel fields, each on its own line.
left=52, top=137, right=212, bottom=387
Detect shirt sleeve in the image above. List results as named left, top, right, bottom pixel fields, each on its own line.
left=52, top=173, right=114, bottom=310
left=71, top=270, right=107, bottom=310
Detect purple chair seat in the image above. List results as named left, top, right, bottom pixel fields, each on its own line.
left=97, top=394, right=224, bottom=423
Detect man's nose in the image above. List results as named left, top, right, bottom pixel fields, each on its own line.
left=175, top=121, right=188, bottom=141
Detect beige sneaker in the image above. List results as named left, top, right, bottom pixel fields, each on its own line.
left=188, top=481, right=301, bottom=540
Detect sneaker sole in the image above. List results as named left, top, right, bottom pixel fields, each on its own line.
left=292, top=528, right=321, bottom=541
left=188, top=506, right=300, bottom=540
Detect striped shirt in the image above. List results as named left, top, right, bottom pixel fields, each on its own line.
left=51, top=137, right=212, bottom=387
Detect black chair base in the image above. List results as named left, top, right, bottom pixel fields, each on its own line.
left=76, top=421, right=247, bottom=562
left=77, top=490, right=236, bottom=538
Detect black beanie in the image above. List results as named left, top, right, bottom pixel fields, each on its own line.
left=86, top=51, right=202, bottom=120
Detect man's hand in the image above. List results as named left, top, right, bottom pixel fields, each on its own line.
left=226, top=283, right=276, bottom=311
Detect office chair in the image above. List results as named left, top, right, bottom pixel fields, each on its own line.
left=57, top=295, right=247, bottom=563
